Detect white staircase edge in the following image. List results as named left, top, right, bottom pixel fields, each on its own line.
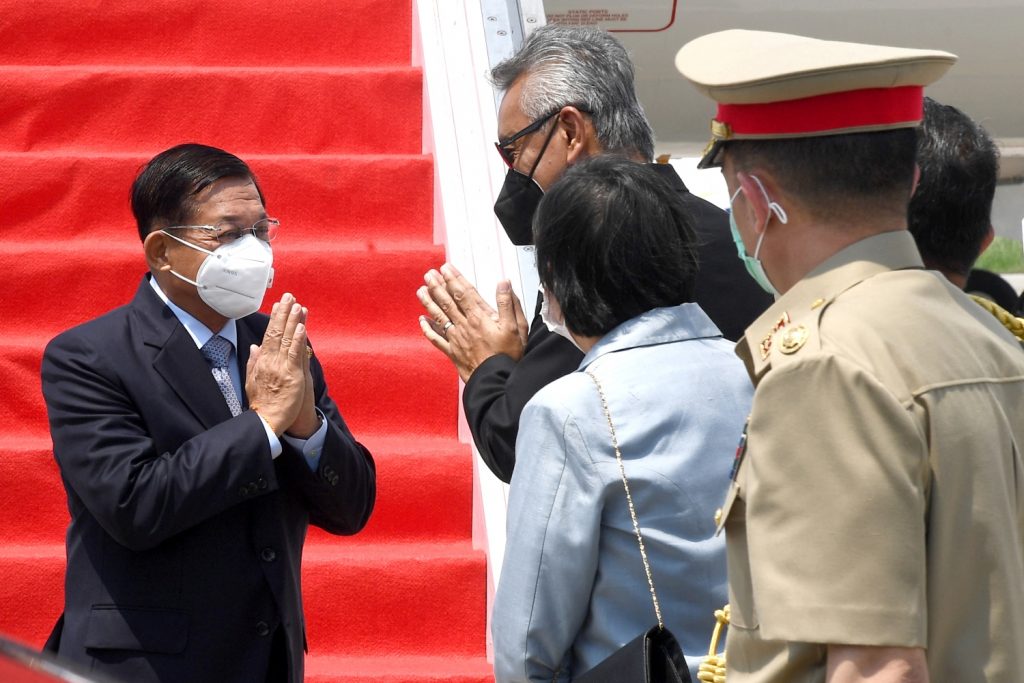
left=413, top=0, right=548, bottom=665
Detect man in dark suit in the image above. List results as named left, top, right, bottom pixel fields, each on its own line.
left=909, top=98, right=1000, bottom=290
left=41, top=144, right=376, bottom=683
left=416, top=25, right=771, bottom=482
left=909, top=98, right=1024, bottom=316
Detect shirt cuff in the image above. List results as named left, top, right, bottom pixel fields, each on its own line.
left=256, top=413, right=284, bottom=459
left=281, top=408, right=328, bottom=472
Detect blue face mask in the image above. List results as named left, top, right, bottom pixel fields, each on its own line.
left=727, top=176, right=786, bottom=297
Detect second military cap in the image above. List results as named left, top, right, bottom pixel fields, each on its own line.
left=674, top=30, right=957, bottom=168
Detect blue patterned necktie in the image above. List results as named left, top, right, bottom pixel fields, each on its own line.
left=201, top=335, right=242, bottom=417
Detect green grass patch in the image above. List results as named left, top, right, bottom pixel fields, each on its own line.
left=975, top=237, right=1024, bottom=273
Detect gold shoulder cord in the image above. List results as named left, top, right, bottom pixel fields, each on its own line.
left=698, top=605, right=730, bottom=682
left=970, top=294, right=1024, bottom=342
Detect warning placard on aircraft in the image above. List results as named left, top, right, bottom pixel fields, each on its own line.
left=544, top=1, right=676, bottom=32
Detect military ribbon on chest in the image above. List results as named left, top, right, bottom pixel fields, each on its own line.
left=729, top=417, right=750, bottom=482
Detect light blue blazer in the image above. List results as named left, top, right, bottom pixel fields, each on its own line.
left=492, top=304, right=753, bottom=682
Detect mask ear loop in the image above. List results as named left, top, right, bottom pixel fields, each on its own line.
left=728, top=186, right=742, bottom=208
left=747, top=175, right=787, bottom=261
left=527, top=112, right=561, bottom=181
left=159, top=230, right=212, bottom=290
left=161, top=229, right=217, bottom=256
left=749, top=175, right=788, bottom=224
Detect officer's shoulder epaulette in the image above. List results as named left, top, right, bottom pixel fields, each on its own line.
left=765, top=297, right=829, bottom=368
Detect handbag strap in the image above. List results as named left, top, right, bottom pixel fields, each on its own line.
left=585, top=368, right=664, bottom=630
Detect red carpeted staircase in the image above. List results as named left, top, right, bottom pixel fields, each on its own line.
left=0, top=1, right=491, bottom=680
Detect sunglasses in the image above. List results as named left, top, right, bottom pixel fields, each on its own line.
left=493, top=106, right=591, bottom=168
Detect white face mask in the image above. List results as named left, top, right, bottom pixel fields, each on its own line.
left=162, top=232, right=274, bottom=319
left=539, top=287, right=583, bottom=352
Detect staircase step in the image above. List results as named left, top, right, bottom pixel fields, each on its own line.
left=0, top=0, right=411, bottom=67
left=3, top=334, right=457, bottom=455
left=0, top=542, right=486, bottom=656
left=0, top=439, right=68, bottom=545
left=312, top=435, right=473, bottom=543
left=0, top=340, right=45, bottom=440
left=0, top=66, right=422, bottom=154
left=0, top=545, right=65, bottom=648
left=306, top=654, right=493, bottom=682
left=0, top=152, right=434, bottom=245
left=313, top=336, right=459, bottom=436
left=0, top=434, right=471, bottom=546
left=301, top=542, right=486, bottom=656
left=0, top=242, right=446, bottom=342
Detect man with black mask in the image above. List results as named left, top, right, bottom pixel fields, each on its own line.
left=417, top=24, right=771, bottom=483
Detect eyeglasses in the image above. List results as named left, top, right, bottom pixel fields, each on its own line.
left=493, top=110, right=563, bottom=169
left=164, top=218, right=280, bottom=244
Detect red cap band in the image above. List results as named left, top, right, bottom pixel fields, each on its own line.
left=716, top=85, right=924, bottom=137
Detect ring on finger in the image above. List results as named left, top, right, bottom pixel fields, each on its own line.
left=442, top=321, right=455, bottom=337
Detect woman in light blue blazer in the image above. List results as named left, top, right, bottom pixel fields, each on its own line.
left=492, top=156, right=753, bottom=682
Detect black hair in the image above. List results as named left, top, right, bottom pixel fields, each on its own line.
left=908, top=98, right=999, bottom=277
left=533, top=155, right=698, bottom=337
left=130, top=143, right=264, bottom=241
left=725, top=128, right=918, bottom=221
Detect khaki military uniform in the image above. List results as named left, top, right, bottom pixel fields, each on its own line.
left=720, top=231, right=1024, bottom=682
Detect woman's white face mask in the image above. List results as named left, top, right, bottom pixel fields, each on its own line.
left=539, top=286, right=583, bottom=352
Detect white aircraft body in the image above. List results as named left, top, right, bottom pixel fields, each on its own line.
left=543, top=0, right=1024, bottom=241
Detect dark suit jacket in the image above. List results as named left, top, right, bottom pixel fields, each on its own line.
left=40, top=277, right=376, bottom=683
left=464, top=163, right=772, bottom=482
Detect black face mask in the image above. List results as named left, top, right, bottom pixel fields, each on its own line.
left=492, top=112, right=560, bottom=246
left=493, top=169, right=544, bottom=246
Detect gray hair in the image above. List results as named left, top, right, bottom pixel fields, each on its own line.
left=490, top=24, right=655, bottom=161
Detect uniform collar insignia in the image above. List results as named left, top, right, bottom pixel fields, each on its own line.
left=759, top=312, right=791, bottom=361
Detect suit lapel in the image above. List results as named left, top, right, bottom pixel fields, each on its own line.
left=153, top=326, right=233, bottom=428
left=235, top=318, right=261, bottom=411
left=132, top=276, right=234, bottom=429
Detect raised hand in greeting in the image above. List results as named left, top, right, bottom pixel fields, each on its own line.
left=245, top=292, right=317, bottom=436
left=417, top=263, right=529, bottom=382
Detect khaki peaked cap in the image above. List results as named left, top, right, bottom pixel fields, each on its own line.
left=674, top=30, right=958, bottom=167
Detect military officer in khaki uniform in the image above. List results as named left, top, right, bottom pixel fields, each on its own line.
left=675, top=30, right=1024, bottom=683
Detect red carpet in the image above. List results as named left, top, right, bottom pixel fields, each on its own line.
left=0, top=0, right=491, bottom=680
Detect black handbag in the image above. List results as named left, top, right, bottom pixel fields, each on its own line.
left=574, top=370, right=693, bottom=683
left=575, top=624, right=690, bottom=683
